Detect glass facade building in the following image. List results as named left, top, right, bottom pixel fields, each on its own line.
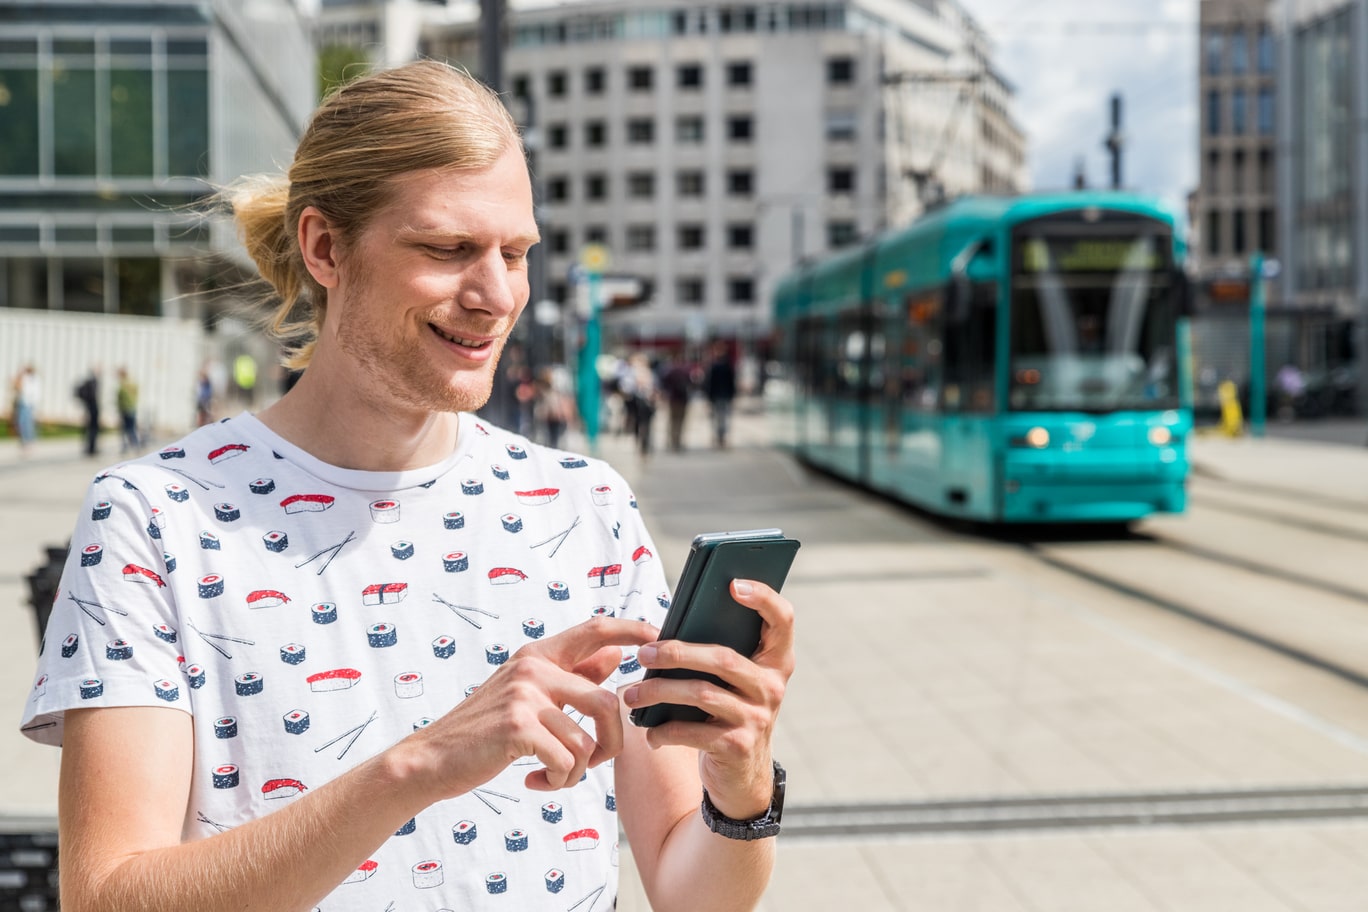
left=0, top=1, right=314, bottom=321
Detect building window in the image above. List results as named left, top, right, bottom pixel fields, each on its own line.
left=726, top=169, right=753, bottom=196
left=1206, top=210, right=1221, bottom=256
left=627, top=171, right=655, bottom=198
left=1258, top=87, right=1274, bottom=135
left=1205, top=149, right=1221, bottom=190
left=827, top=57, right=855, bottom=84
left=826, top=109, right=857, bottom=141
left=727, top=115, right=753, bottom=142
left=726, top=60, right=752, bottom=86
left=585, top=120, right=607, bottom=147
left=1233, top=208, right=1247, bottom=254
left=828, top=221, right=858, bottom=248
left=549, top=229, right=570, bottom=254
left=1206, top=89, right=1221, bottom=135
left=548, top=123, right=569, bottom=149
left=678, top=224, right=706, bottom=250
left=727, top=222, right=754, bottom=249
left=1232, top=149, right=1246, bottom=194
left=1204, top=28, right=1223, bottom=75
left=728, top=277, right=755, bottom=305
left=546, top=176, right=570, bottom=202
left=584, top=66, right=606, bottom=93
left=1257, top=26, right=1275, bottom=73
left=1232, top=88, right=1247, bottom=134
left=627, top=65, right=653, bottom=91
left=511, top=74, right=530, bottom=98
left=1259, top=148, right=1274, bottom=194
left=678, top=277, right=705, bottom=305
left=584, top=224, right=608, bottom=244
left=547, top=69, right=567, bottom=97
left=1259, top=207, right=1275, bottom=253
left=626, top=224, right=656, bottom=251
left=676, top=115, right=705, bottom=143
left=677, top=63, right=703, bottom=88
left=1230, top=27, right=1248, bottom=74
left=585, top=173, right=608, bottom=201
left=627, top=118, right=655, bottom=144
left=677, top=170, right=706, bottom=197
left=828, top=167, right=856, bottom=193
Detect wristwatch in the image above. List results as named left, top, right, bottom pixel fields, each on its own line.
left=700, top=760, right=785, bottom=840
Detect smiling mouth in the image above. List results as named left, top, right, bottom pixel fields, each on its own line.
left=431, top=324, right=492, bottom=350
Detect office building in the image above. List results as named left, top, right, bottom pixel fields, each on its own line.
left=319, top=0, right=1029, bottom=348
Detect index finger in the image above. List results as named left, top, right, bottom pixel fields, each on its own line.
left=537, top=617, right=658, bottom=666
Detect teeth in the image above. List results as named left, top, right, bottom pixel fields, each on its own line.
left=434, top=326, right=482, bottom=348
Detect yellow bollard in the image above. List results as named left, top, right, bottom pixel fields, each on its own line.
left=1218, top=380, right=1244, bottom=437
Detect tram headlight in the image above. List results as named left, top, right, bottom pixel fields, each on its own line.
left=1020, top=427, right=1050, bottom=448
left=1148, top=426, right=1173, bottom=446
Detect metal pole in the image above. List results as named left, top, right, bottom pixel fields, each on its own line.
left=480, top=0, right=504, bottom=90
left=577, top=269, right=602, bottom=455
left=1249, top=251, right=1267, bottom=437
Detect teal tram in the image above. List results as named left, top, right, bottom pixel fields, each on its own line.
left=770, top=193, right=1193, bottom=524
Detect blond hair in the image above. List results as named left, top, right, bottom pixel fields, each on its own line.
left=225, top=59, right=523, bottom=369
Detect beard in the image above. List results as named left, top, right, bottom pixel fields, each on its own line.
left=334, top=300, right=509, bottom=416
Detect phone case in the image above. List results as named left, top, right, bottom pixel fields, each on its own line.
left=630, top=531, right=800, bottom=728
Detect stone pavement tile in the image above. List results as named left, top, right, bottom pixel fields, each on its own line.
left=1086, top=828, right=1301, bottom=912
left=976, top=832, right=1162, bottom=912
left=1203, top=823, right=1368, bottom=911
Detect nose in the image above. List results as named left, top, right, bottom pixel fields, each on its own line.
left=459, top=249, right=522, bottom=318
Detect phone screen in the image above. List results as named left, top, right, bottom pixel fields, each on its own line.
left=630, top=529, right=800, bottom=728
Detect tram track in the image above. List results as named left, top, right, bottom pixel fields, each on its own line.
left=781, top=784, right=1368, bottom=840
left=1009, top=480, right=1368, bottom=697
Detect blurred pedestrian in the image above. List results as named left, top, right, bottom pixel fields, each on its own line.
left=704, top=341, right=738, bottom=448
left=535, top=366, right=575, bottom=449
left=11, top=363, right=39, bottom=455
left=623, top=352, right=658, bottom=459
left=660, top=348, right=694, bottom=452
left=74, top=366, right=101, bottom=457
left=195, top=365, right=215, bottom=426
left=116, top=366, right=140, bottom=453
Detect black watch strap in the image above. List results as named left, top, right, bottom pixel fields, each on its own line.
left=700, top=760, right=785, bottom=840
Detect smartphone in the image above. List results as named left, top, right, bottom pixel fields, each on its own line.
left=629, top=528, right=801, bottom=728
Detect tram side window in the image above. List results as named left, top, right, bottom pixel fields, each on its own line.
left=836, top=311, right=866, bottom=398
left=900, top=289, right=942, bottom=412
left=941, top=282, right=997, bottom=413
left=796, top=317, right=823, bottom=395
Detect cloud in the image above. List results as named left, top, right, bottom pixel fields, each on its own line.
left=961, top=0, right=1197, bottom=215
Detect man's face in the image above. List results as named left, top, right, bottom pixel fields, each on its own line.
left=327, top=147, right=539, bottom=416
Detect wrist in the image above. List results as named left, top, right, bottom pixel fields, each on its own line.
left=700, top=760, right=785, bottom=841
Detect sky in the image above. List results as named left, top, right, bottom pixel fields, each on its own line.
left=958, top=0, right=1198, bottom=216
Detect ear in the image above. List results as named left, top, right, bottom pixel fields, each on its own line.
left=298, top=206, right=341, bottom=289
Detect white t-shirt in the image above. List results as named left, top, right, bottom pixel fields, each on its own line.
left=21, top=412, right=670, bottom=911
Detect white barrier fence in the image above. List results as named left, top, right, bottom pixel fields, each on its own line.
left=1, top=309, right=206, bottom=437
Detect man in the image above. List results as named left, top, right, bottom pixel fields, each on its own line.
left=704, top=341, right=738, bottom=449
left=116, top=366, right=140, bottom=453
left=74, top=365, right=101, bottom=457
left=20, top=61, right=793, bottom=912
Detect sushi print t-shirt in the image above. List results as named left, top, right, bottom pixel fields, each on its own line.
left=21, top=412, right=670, bottom=911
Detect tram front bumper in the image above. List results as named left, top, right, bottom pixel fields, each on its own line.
left=1001, top=451, right=1189, bottom=521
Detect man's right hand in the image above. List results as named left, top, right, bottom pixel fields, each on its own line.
left=399, top=617, right=658, bottom=797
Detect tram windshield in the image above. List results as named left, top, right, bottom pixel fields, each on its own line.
left=1009, top=228, right=1180, bottom=412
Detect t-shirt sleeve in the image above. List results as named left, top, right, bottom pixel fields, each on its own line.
left=19, top=470, right=190, bottom=747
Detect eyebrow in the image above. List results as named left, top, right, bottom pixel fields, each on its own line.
left=399, top=226, right=541, bottom=248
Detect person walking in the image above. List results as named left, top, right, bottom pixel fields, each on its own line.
left=73, top=366, right=101, bottom=457
left=11, top=363, right=40, bottom=456
left=116, top=366, right=140, bottom=453
left=704, top=341, right=738, bottom=449
left=21, top=61, right=794, bottom=912
left=660, top=349, right=694, bottom=452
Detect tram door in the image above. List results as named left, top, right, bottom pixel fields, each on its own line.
left=939, top=279, right=999, bottom=517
